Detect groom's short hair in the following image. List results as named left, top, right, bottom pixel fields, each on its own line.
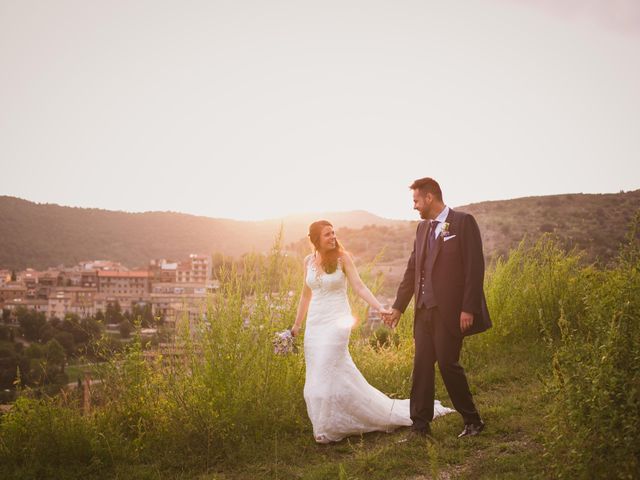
left=410, top=177, right=443, bottom=201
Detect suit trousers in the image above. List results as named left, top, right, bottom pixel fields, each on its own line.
left=410, top=307, right=481, bottom=429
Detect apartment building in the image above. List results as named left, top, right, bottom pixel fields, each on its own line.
left=3, top=298, right=49, bottom=315
left=0, top=283, right=27, bottom=305
left=150, top=282, right=208, bottom=325
left=97, top=271, right=150, bottom=298
left=149, top=259, right=178, bottom=283
left=47, top=291, right=73, bottom=319
left=176, top=254, right=210, bottom=284
left=81, top=271, right=98, bottom=289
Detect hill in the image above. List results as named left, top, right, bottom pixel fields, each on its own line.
left=0, top=197, right=398, bottom=270
left=1, top=190, right=639, bottom=271
left=291, top=190, right=640, bottom=263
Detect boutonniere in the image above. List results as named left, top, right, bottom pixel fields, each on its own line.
left=440, top=222, right=451, bottom=238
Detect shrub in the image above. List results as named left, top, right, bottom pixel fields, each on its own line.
left=484, top=234, right=590, bottom=342
left=545, top=212, right=640, bottom=478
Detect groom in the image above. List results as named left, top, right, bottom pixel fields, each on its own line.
left=385, top=177, right=491, bottom=438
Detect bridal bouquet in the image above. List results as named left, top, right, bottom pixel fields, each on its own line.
left=273, top=329, right=297, bottom=355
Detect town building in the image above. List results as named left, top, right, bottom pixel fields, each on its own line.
left=150, top=282, right=208, bottom=325
left=97, top=270, right=150, bottom=298
left=1, top=255, right=212, bottom=324
left=3, top=298, right=49, bottom=316
left=0, top=283, right=27, bottom=305
left=176, top=254, right=211, bottom=284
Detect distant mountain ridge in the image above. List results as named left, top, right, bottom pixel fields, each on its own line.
left=1, top=190, right=639, bottom=270
left=0, top=196, right=400, bottom=270
left=288, top=190, right=640, bottom=268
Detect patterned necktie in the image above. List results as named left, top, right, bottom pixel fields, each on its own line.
left=428, top=220, right=440, bottom=253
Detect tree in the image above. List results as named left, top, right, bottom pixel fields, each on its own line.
left=119, top=320, right=133, bottom=339
left=28, top=357, right=48, bottom=386
left=105, top=301, right=123, bottom=324
left=132, top=302, right=154, bottom=327
left=81, top=317, right=102, bottom=342
left=17, top=308, right=46, bottom=342
left=0, top=324, right=11, bottom=341
left=53, top=331, right=75, bottom=356
left=38, top=322, right=57, bottom=343
left=45, top=338, right=66, bottom=374
left=0, top=343, right=19, bottom=389
left=95, top=309, right=105, bottom=322
left=142, top=303, right=154, bottom=326
left=61, top=314, right=88, bottom=344
left=24, top=343, right=44, bottom=359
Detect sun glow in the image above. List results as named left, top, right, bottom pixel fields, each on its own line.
left=338, top=315, right=357, bottom=329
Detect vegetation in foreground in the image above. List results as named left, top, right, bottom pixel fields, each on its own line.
left=0, top=215, right=639, bottom=479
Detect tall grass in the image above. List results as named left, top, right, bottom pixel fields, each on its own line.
left=544, top=214, right=640, bottom=479
left=484, top=234, right=592, bottom=341
left=483, top=215, right=640, bottom=478
left=0, top=236, right=309, bottom=477
left=1, top=218, right=639, bottom=478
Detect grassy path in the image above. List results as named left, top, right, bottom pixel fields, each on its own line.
left=184, top=340, right=551, bottom=480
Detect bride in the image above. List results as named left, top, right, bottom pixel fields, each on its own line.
left=291, top=220, right=453, bottom=443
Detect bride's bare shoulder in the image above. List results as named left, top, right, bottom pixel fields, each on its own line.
left=338, top=251, right=354, bottom=265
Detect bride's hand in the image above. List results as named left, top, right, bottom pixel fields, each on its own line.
left=291, top=325, right=301, bottom=337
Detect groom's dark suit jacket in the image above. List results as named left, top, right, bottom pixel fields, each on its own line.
left=393, top=209, right=492, bottom=337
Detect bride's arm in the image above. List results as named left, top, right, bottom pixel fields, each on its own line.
left=292, top=256, right=313, bottom=336
left=341, top=252, right=387, bottom=313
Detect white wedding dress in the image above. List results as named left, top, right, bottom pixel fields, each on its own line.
left=303, top=257, right=454, bottom=443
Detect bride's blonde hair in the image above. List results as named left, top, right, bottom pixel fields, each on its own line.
left=308, top=220, right=344, bottom=274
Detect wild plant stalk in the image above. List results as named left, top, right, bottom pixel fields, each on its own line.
left=1, top=221, right=639, bottom=478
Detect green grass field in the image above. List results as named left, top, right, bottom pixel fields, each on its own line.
left=1, top=225, right=639, bottom=479
left=186, top=339, right=549, bottom=480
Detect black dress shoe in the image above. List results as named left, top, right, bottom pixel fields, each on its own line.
left=457, top=421, right=485, bottom=438
left=397, top=425, right=432, bottom=443
left=411, top=424, right=432, bottom=437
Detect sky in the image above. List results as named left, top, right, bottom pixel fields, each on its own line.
left=1, top=0, right=639, bottom=221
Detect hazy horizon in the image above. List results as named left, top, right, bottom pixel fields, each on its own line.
left=3, top=186, right=636, bottom=223
left=2, top=0, right=639, bottom=221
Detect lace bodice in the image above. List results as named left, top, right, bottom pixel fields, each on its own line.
left=305, top=255, right=347, bottom=295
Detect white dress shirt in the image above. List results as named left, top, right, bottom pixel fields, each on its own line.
left=431, top=206, right=450, bottom=238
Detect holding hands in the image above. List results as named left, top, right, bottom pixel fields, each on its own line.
left=382, top=308, right=401, bottom=329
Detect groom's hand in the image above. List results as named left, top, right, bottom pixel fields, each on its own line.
left=460, top=311, right=473, bottom=333
left=385, top=309, right=401, bottom=329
